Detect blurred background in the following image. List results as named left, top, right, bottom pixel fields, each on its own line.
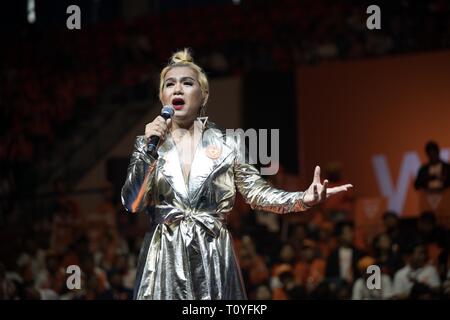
left=1, top=0, right=450, bottom=300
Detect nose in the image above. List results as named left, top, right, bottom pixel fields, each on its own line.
left=174, top=81, right=183, bottom=94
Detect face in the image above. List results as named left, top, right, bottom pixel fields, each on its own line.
left=46, top=257, right=59, bottom=272
left=411, top=246, right=427, bottom=268
left=255, top=285, right=271, bottom=300
left=418, top=220, right=434, bottom=234
left=426, top=147, right=439, bottom=163
left=302, top=247, right=315, bottom=262
left=242, top=235, right=256, bottom=253
left=319, top=226, right=332, bottom=240
left=384, top=215, right=398, bottom=230
left=280, top=244, right=295, bottom=262
left=110, top=273, right=122, bottom=287
left=340, top=226, right=354, bottom=246
left=378, top=233, right=392, bottom=250
left=292, top=224, right=307, bottom=240
left=82, top=257, right=95, bottom=272
left=160, top=66, right=207, bottom=126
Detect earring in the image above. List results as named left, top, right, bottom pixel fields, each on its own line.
left=200, top=105, right=207, bottom=117
left=197, top=105, right=208, bottom=130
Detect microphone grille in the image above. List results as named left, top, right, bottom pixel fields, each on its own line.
left=161, top=105, right=175, bottom=118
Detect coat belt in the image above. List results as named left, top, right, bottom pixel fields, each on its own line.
left=153, top=205, right=225, bottom=241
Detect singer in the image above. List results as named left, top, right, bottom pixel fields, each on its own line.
left=121, top=48, right=353, bottom=300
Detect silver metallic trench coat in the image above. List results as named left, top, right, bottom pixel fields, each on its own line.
left=121, top=121, right=308, bottom=300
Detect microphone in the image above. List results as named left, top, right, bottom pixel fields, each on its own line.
left=147, top=105, right=175, bottom=155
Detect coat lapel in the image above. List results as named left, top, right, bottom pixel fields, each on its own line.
left=188, top=125, right=233, bottom=201
left=157, top=120, right=234, bottom=203
left=157, top=135, right=189, bottom=199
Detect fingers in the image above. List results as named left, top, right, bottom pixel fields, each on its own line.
left=313, top=165, right=321, bottom=184
left=321, top=179, right=328, bottom=198
left=155, top=116, right=169, bottom=132
left=145, top=123, right=160, bottom=139
left=313, top=184, right=319, bottom=201
left=326, top=184, right=354, bottom=197
left=156, top=115, right=169, bottom=125
left=145, top=115, right=170, bottom=139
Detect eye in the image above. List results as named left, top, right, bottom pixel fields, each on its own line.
left=165, top=82, right=174, bottom=87
left=183, top=81, right=193, bottom=86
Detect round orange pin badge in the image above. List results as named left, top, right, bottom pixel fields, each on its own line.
left=206, top=145, right=221, bottom=159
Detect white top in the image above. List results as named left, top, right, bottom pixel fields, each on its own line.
left=339, top=247, right=353, bottom=281
left=393, top=264, right=441, bottom=296
left=352, top=274, right=393, bottom=300
left=428, top=163, right=443, bottom=189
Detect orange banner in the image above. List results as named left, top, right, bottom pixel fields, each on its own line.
left=297, top=50, right=450, bottom=218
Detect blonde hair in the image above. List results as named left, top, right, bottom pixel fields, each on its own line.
left=159, top=48, right=209, bottom=104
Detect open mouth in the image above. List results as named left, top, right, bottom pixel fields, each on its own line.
left=172, top=98, right=185, bottom=110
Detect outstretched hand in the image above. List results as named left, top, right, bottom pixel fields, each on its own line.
left=302, top=165, right=353, bottom=207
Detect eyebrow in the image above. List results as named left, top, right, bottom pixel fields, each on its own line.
left=164, top=76, right=196, bottom=83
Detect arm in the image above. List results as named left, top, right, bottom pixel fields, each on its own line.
left=351, top=279, right=364, bottom=300
left=231, top=131, right=308, bottom=214
left=392, top=270, right=409, bottom=299
left=233, top=160, right=309, bottom=214
left=423, top=266, right=441, bottom=289
left=231, top=132, right=353, bottom=213
left=121, top=136, right=157, bottom=213
left=381, top=274, right=394, bottom=299
left=444, top=162, right=450, bottom=188
left=414, top=166, right=427, bottom=190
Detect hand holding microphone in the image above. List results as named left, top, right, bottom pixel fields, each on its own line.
left=145, top=105, right=174, bottom=155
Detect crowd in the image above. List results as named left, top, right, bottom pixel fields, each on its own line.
left=1, top=168, right=449, bottom=300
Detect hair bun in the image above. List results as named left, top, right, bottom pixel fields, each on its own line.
left=170, top=48, right=194, bottom=65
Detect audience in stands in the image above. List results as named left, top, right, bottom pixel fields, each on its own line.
left=393, top=242, right=441, bottom=299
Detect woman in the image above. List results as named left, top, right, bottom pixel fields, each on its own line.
left=121, top=49, right=353, bottom=300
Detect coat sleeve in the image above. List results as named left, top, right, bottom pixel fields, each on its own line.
left=231, top=133, right=309, bottom=214
left=121, top=136, right=157, bottom=213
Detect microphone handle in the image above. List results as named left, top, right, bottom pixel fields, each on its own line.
left=147, top=135, right=160, bottom=154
